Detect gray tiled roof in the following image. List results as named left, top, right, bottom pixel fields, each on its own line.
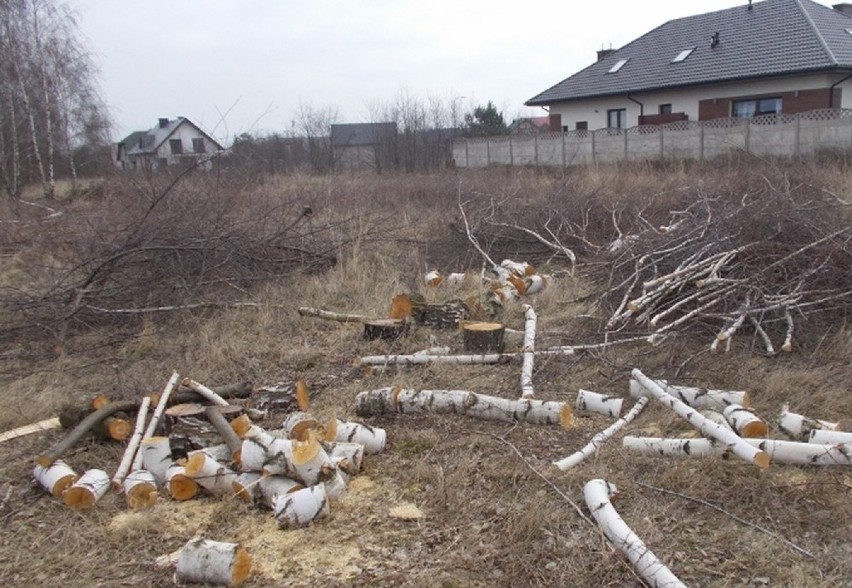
left=527, top=0, right=852, bottom=106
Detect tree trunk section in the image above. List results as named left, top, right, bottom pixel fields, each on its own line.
left=123, top=469, right=158, bottom=509
left=273, top=484, right=330, bottom=529
left=64, top=469, right=110, bottom=510
left=363, top=318, right=409, bottom=340
left=629, top=378, right=750, bottom=410
left=462, top=322, right=505, bottom=353
left=723, top=404, right=768, bottom=438
left=175, top=538, right=252, bottom=587
left=33, top=460, right=78, bottom=497
left=139, top=436, right=173, bottom=484
left=184, top=449, right=238, bottom=495
left=575, top=389, right=623, bottom=418
left=111, top=397, right=151, bottom=489
left=258, top=476, right=304, bottom=510
left=334, top=420, right=387, bottom=454
left=165, top=463, right=199, bottom=501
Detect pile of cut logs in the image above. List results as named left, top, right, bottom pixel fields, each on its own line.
left=30, top=372, right=385, bottom=587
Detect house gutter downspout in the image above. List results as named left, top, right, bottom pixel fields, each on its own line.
left=829, top=71, right=852, bottom=107
left=627, top=94, right=644, bottom=123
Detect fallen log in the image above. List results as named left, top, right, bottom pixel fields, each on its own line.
left=629, top=377, right=750, bottom=410
left=779, top=405, right=839, bottom=440
left=631, top=369, right=769, bottom=469
left=33, top=460, right=78, bottom=497
left=297, top=306, right=370, bottom=323
left=258, top=475, right=304, bottom=510
left=139, top=436, right=173, bottom=484
left=584, top=479, right=686, bottom=588
left=0, top=417, right=61, bottom=443
left=58, top=402, right=131, bottom=442
left=355, top=387, right=573, bottom=429
left=575, top=389, right=623, bottom=418
left=144, top=372, right=182, bottom=438
left=64, top=469, right=110, bottom=510
left=111, top=396, right=151, bottom=488
left=123, top=469, right=158, bottom=509
left=723, top=404, right=768, bottom=438
left=37, top=399, right=139, bottom=467
left=273, top=484, right=330, bottom=529
left=324, top=442, right=364, bottom=476
left=699, top=409, right=734, bottom=432
left=181, top=378, right=230, bottom=407
left=205, top=406, right=243, bottom=464
left=623, top=436, right=852, bottom=466
left=175, top=538, right=252, bottom=587
left=165, top=463, right=198, bottom=501
left=808, top=429, right=852, bottom=445
left=334, top=420, right=386, bottom=454
left=520, top=304, right=537, bottom=399
left=161, top=381, right=253, bottom=407
left=357, top=353, right=505, bottom=366
left=184, top=449, right=238, bottom=495
left=553, top=398, right=648, bottom=471
left=232, top=472, right=262, bottom=504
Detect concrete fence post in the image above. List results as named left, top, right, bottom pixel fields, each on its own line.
left=509, top=137, right=514, bottom=166
left=795, top=115, right=801, bottom=157
left=699, top=124, right=705, bottom=161
left=592, top=131, right=597, bottom=165
left=561, top=132, right=566, bottom=167
left=486, top=139, right=491, bottom=166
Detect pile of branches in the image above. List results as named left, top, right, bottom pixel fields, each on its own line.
left=458, top=168, right=851, bottom=352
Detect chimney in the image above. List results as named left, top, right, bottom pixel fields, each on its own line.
left=597, top=48, right=615, bottom=62
left=834, top=4, right=852, bottom=16
left=158, top=118, right=170, bottom=128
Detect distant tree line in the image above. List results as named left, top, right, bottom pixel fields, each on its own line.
left=0, top=0, right=112, bottom=201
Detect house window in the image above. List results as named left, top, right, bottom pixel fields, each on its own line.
left=576, top=121, right=588, bottom=131
left=607, top=58, right=629, bottom=73
left=192, top=138, right=205, bottom=153
left=562, top=125, right=569, bottom=132
left=732, top=97, right=782, bottom=118
left=672, top=48, right=695, bottom=63
left=607, top=109, right=627, bottom=128
left=170, top=139, right=183, bottom=154
left=659, top=104, right=672, bottom=115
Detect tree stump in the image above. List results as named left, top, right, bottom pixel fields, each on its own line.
left=363, top=319, right=409, bottom=340
left=461, top=321, right=506, bottom=353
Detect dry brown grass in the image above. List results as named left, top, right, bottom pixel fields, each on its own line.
left=0, top=160, right=850, bottom=587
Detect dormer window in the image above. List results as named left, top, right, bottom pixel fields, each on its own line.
left=608, top=58, right=629, bottom=73
left=672, top=48, right=695, bottom=63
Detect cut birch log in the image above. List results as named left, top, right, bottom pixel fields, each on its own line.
left=355, top=387, right=573, bottom=429
left=273, top=483, right=330, bottom=529
left=241, top=427, right=335, bottom=485
left=553, top=398, right=648, bottom=471
left=334, top=420, right=386, bottom=454
left=180, top=378, right=230, bottom=407
left=584, top=479, right=686, bottom=588
left=623, top=436, right=852, bottom=466
left=0, top=417, right=61, bottom=444
left=143, top=371, right=182, bottom=439
left=779, top=405, right=839, bottom=440
left=414, top=298, right=470, bottom=328
left=722, top=404, right=768, bottom=438
left=520, top=304, right=537, bottom=399
left=258, top=476, right=304, bottom=510
left=175, top=538, right=252, bottom=587
left=323, top=468, right=348, bottom=502
left=111, top=396, right=152, bottom=489
left=139, top=436, right=173, bottom=484
left=33, top=460, right=78, bottom=497
left=38, top=399, right=139, bottom=467
left=324, top=442, right=364, bottom=476
left=357, top=352, right=505, bottom=366
left=628, top=378, right=750, bottom=410
left=363, top=319, right=409, bottom=340
left=462, top=321, right=505, bottom=353
left=282, top=412, right=319, bottom=441
left=297, top=306, right=369, bottom=323
left=205, top=406, right=243, bottom=465
left=165, top=463, right=198, bottom=501
left=58, top=402, right=131, bottom=442
left=575, top=389, right=623, bottom=418
left=184, top=449, right=238, bottom=496
left=64, top=469, right=110, bottom=510
left=631, top=369, right=770, bottom=469
left=123, top=469, right=158, bottom=509
left=699, top=409, right=734, bottom=432
left=232, top=472, right=262, bottom=504
left=230, top=414, right=254, bottom=439
left=808, top=429, right=852, bottom=445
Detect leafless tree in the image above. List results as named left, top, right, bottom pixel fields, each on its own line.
left=291, top=103, right=338, bottom=174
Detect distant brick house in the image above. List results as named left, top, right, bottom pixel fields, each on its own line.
left=116, top=117, right=223, bottom=170
left=527, top=0, right=852, bottom=131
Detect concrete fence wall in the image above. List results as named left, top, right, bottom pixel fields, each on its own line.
left=453, top=109, right=852, bottom=167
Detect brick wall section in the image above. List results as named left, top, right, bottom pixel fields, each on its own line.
left=699, top=88, right=841, bottom=119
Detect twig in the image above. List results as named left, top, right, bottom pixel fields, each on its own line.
left=632, top=480, right=815, bottom=559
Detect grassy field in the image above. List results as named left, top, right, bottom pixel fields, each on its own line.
left=0, top=160, right=850, bottom=587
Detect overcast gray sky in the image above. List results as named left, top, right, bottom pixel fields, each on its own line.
left=67, top=0, right=813, bottom=144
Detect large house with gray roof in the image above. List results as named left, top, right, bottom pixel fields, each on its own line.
left=116, top=117, right=223, bottom=170
left=527, top=0, right=852, bottom=131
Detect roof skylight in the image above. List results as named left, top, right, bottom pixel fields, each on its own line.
left=608, top=58, right=629, bottom=73
left=672, top=48, right=695, bottom=63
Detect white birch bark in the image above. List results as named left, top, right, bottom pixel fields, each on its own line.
left=358, top=353, right=504, bottom=366
left=356, top=387, right=572, bottom=428
left=273, top=483, right=330, bottom=529
left=112, top=395, right=151, bottom=489
left=232, top=472, right=262, bottom=504
left=180, top=377, right=230, bottom=407
left=334, top=420, right=387, bottom=454
left=584, top=479, right=686, bottom=588
left=175, top=538, right=252, bottom=587
left=165, top=463, right=198, bottom=501
left=779, top=405, right=838, bottom=440
left=722, top=404, right=768, bottom=438
left=699, top=410, right=734, bottom=432
left=258, top=476, right=304, bottom=510
left=123, top=469, right=158, bottom=509
left=185, top=449, right=238, bottom=496
left=808, top=429, right=852, bottom=445
left=520, top=304, right=537, bottom=399
left=33, top=460, right=77, bottom=497
left=554, top=398, right=648, bottom=471
left=139, top=436, right=172, bottom=484
left=631, top=369, right=769, bottom=469
left=324, top=442, right=364, bottom=475
left=624, top=436, right=852, bottom=466
left=575, top=389, right=623, bottom=418
left=629, top=378, right=749, bottom=411
left=323, top=469, right=348, bottom=502
left=144, top=371, right=181, bottom=439
left=282, top=412, right=318, bottom=441
left=64, top=469, right=110, bottom=510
